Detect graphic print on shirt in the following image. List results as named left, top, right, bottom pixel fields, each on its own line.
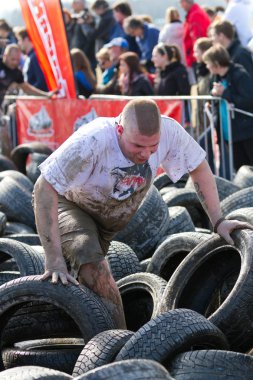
left=110, top=162, right=152, bottom=201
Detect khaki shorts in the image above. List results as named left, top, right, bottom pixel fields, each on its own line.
left=58, top=195, right=112, bottom=275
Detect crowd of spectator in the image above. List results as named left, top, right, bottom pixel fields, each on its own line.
left=0, top=0, right=253, bottom=171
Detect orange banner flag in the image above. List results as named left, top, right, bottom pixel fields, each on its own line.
left=19, top=0, right=76, bottom=99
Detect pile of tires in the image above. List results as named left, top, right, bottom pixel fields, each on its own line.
left=0, top=148, right=253, bottom=378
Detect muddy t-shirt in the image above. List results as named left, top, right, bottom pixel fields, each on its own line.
left=39, top=115, right=205, bottom=233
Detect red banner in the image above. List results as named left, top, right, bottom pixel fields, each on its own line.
left=19, top=0, right=76, bottom=99
left=16, top=98, right=183, bottom=150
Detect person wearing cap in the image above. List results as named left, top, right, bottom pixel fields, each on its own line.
left=33, top=97, right=253, bottom=329
left=95, top=37, right=129, bottom=94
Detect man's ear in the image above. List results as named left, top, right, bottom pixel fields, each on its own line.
left=116, top=124, right=124, bottom=136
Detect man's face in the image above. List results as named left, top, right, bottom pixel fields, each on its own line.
left=72, top=0, right=85, bottom=13
left=205, top=60, right=220, bottom=75
left=17, top=36, right=29, bottom=54
left=3, top=50, right=21, bottom=69
left=127, top=27, right=142, bottom=38
left=179, top=0, right=192, bottom=12
left=209, top=29, right=224, bottom=46
left=117, top=124, right=160, bottom=165
left=109, top=45, right=122, bottom=62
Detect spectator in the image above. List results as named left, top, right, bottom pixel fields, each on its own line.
left=91, top=0, right=116, bottom=53
left=0, top=20, right=16, bottom=57
left=193, top=37, right=213, bottom=96
left=15, top=27, right=48, bottom=92
left=123, top=15, right=159, bottom=73
left=70, top=0, right=97, bottom=70
left=62, top=8, right=76, bottom=48
left=179, top=0, right=210, bottom=84
left=111, top=1, right=140, bottom=56
left=202, top=6, right=218, bottom=24
left=0, top=44, right=57, bottom=110
left=159, top=7, right=185, bottom=64
left=209, top=20, right=253, bottom=78
left=203, top=44, right=253, bottom=171
left=152, top=43, right=190, bottom=96
left=96, top=47, right=115, bottom=85
left=95, top=37, right=128, bottom=94
left=118, top=51, right=154, bottom=95
left=222, top=0, right=252, bottom=47
left=70, top=48, right=96, bottom=98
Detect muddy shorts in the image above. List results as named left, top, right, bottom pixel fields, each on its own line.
left=58, top=195, right=112, bottom=276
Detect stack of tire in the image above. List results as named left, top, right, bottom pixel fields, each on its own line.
left=0, top=144, right=253, bottom=379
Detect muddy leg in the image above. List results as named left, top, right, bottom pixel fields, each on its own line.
left=78, top=259, right=127, bottom=329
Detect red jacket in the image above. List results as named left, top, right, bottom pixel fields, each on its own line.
left=183, top=3, right=210, bottom=67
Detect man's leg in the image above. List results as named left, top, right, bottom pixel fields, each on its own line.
left=78, top=260, right=127, bottom=329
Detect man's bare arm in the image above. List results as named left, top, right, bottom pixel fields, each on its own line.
left=190, top=159, right=253, bottom=244
left=33, top=175, right=78, bottom=285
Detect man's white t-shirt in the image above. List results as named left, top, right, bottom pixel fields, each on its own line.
left=39, top=115, right=206, bottom=233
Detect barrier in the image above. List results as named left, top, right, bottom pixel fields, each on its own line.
left=4, top=94, right=238, bottom=179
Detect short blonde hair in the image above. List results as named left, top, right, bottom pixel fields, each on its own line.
left=96, top=47, right=110, bottom=62
left=165, top=7, right=180, bottom=23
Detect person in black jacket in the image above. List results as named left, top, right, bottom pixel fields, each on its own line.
left=209, top=20, right=253, bottom=78
left=91, top=0, right=116, bottom=53
left=203, top=44, right=253, bottom=171
left=152, top=43, right=190, bottom=96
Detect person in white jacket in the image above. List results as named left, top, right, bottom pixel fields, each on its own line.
left=223, top=0, right=252, bottom=47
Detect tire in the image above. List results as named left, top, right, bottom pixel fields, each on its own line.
left=159, top=229, right=253, bottom=352
left=186, top=175, right=241, bottom=201
left=162, top=188, right=209, bottom=228
left=0, top=271, right=20, bottom=285
left=0, top=154, right=17, bottom=171
left=4, top=223, right=35, bottom=235
left=10, top=142, right=52, bottom=174
left=26, top=153, right=50, bottom=184
left=163, top=206, right=195, bottom=238
left=106, top=241, right=142, bottom=281
left=0, top=276, right=115, bottom=361
left=114, top=185, right=170, bottom=260
left=233, top=165, right=253, bottom=188
left=75, top=359, right=173, bottom=380
left=117, top=273, right=167, bottom=331
left=226, top=207, right=253, bottom=224
left=0, top=170, right=34, bottom=193
left=221, top=186, right=253, bottom=216
left=153, top=172, right=188, bottom=191
left=72, top=330, right=134, bottom=376
left=4, top=234, right=41, bottom=245
left=2, top=340, right=84, bottom=374
left=0, top=211, right=7, bottom=236
left=147, top=232, right=209, bottom=281
left=0, top=177, right=35, bottom=229
left=169, top=349, right=253, bottom=380
left=0, top=365, right=73, bottom=379
left=139, top=258, right=151, bottom=272
left=115, top=309, right=229, bottom=363
left=0, top=238, right=44, bottom=276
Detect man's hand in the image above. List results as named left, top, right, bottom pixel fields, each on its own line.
left=41, top=256, right=79, bottom=285
left=216, top=219, right=253, bottom=245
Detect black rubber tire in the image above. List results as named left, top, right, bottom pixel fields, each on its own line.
left=26, top=152, right=50, bottom=184
left=10, top=142, right=52, bottom=174
left=233, top=165, right=253, bottom=188
left=0, top=177, right=35, bottom=229
left=159, top=229, right=253, bottom=352
left=117, top=273, right=167, bottom=331
left=2, top=301, right=81, bottom=346
left=0, top=276, right=115, bottom=362
left=0, top=238, right=44, bottom=276
left=14, top=337, right=84, bottom=350
left=153, top=172, right=188, bottom=191
left=169, top=349, right=253, bottom=380
left=4, top=222, right=35, bottom=235
left=0, top=365, right=73, bottom=379
left=114, top=185, right=170, bottom=260
left=226, top=207, right=253, bottom=224
left=162, top=188, right=209, bottom=228
left=75, top=359, right=173, bottom=380
left=221, top=186, right=253, bottom=216
left=115, top=309, right=229, bottom=364
left=0, top=170, right=34, bottom=193
left=139, top=258, right=151, bottom=272
left=2, top=341, right=84, bottom=374
left=106, top=241, right=142, bottom=281
left=72, top=330, right=134, bottom=376
left=186, top=175, right=241, bottom=201
left=147, top=232, right=209, bottom=281
left=0, top=211, right=7, bottom=236
left=163, top=206, right=195, bottom=238
left=4, top=234, right=41, bottom=245
left=0, top=154, right=17, bottom=171
left=0, top=271, right=20, bottom=285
